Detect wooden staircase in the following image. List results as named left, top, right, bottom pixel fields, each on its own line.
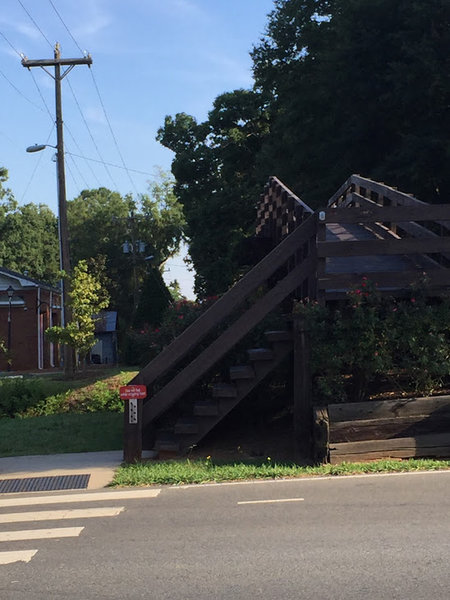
left=124, top=179, right=316, bottom=461
left=124, top=174, right=450, bottom=462
left=154, top=330, right=293, bottom=454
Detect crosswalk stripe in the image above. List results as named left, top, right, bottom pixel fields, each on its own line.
left=0, top=506, right=124, bottom=523
left=0, top=527, right=84, bottom=542
left=0, top=550, right=38, bottom=564
left=0, top=488, right=161, bottom=508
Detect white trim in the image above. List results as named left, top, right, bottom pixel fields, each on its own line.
left=0, top=299, right=26, bottom=307
left=49, top=290, right=54, bottom=367
left=37, top=287, right=42, bottom=369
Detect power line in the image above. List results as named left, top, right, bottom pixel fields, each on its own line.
left=65, top=151, right=89, bottom=189
left=65, top=152, right=155, bottom=176
left=0, top=67, right=45, bottom=113
left=21, top=126, right=55, bottom=203
left=29, top=69, right=54, bottom=122
left=64, top=124, right=102, bottom=187
left=89, top=69, right=139, bottom=195
left=66, top=77, right=119, bottom=190
left=47, top=0, right=84, bottom=55
left=0, top=29, right=23, bottom=58
left=64, top=156, right=84, bottom=192
left=17, top=0, right=53, bottom=50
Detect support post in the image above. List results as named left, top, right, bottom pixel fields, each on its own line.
left=123, top=398, right=143, bottom=463
left=121, top=384, right=147, bottom=463
left=293, top=313, right=312, bottom=459
left=316, top=211, right=326, bottom=305
left=22, top=44, right=92, bottom=378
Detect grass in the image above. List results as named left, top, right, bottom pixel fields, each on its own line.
left=112, top=457, right=450, bottom=487
left=16, top=366, right=138, bottom=398
left=0, top=412, right=123, bottom=457
left=0, top=367, right=137, bottom=457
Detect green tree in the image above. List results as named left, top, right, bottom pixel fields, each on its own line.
left=0, top=167, right=59, bottom=282
left=157, top=89, right=270, bottom=296
left=167, top=279, right=183, bottom=301
left=252, top=0, right=450, bottom=206
left=67, top=171, right=185, bottom=326
left=46, top=260, right=109, bottom=370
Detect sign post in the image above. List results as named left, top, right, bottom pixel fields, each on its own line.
left=121, top=385, right=147, bottom=463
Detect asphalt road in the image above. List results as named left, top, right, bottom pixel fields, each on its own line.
left=1, top=471, right=449, bottom=599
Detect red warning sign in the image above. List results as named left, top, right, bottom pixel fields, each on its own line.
left=119, top=385, right=147, bottom=400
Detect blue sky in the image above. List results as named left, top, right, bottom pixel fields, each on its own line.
left=0, top=0, right=275, bottom=296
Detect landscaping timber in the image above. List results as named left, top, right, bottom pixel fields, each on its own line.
left=318, top=395, right=450, bottom=464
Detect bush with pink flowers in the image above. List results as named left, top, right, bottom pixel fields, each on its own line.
left=294, top=279, right=450, bottom=402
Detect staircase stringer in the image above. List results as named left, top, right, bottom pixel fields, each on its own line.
left=131, top=214, right=317, bottom=393
left=143, top=253, right=316, bottom=427
left=174, top=338, right=294, bottom=454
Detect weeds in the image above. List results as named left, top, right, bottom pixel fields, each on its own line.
left=112, top=457, right=450, bottom=487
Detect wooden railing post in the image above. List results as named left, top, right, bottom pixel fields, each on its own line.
left=123, top=398, right=143, bottom=463
left=293, top=313, right=313, bottom=459
left=122, top=386, right=146, bottom=463
left=316, top=211, right=326, bottom=304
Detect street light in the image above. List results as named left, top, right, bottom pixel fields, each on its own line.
left=26, top=144, right=56, bottom=153
left=6, top=285, right=13, bottom=372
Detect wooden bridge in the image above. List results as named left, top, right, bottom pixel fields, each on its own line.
left=124, top=175, right=450, bottom=462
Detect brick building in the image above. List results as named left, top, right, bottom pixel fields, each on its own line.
left=0, top=268, right=62, bottom=372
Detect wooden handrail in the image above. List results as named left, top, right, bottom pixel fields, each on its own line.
left=269, top=176, right=315, bottom=216
left=325, top=203, right=450, bottom=224
left=130, top=214, right=318, bottom=389
left=328, top=174, right=423, bottom=208
left=143, top=253, right=316, bottom=425
left=256, top=176, right=314, bottom=242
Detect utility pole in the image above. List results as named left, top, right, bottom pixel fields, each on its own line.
left=22, top=44, right=92, bottom=377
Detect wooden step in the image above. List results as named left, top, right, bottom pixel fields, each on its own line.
left=193, top=401, right=219, bottom=416
left=212, top=383, right=237, bottom=398
left=230, top=365, right=255, bottom=380
left=247, top=348, right=274, bottom=361
left=174, top=418, right=199, bottom=435
left=264, top=330, right=293, bottom=343
left=155, top=433, right=179, bottom=453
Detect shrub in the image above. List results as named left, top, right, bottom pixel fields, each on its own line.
left=0, top=378, right=47, bottom=418
left=25, top=376, right=127, bottom=416
left=295, top=279, right=450, bottom=402
left=122, top=297, right=220, bottom=367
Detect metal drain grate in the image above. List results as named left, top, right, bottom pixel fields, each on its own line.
left=0, top=474, right=90, bottom=494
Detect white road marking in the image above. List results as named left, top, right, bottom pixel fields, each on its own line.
left=0, top=527, right=84, bottom=542
left=0, top=488, right=160, bottom=508
left=0, top=506, right=124, bottom=523
left=0, top=550, right=38, bottom=564
left=237, top=498, right=304, bottom=505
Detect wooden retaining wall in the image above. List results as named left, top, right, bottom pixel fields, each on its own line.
left=313, top=396, right=450, bottom=464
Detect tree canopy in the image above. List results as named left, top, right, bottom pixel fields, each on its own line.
left=46, top=259, right=110, bottom=370
left=0, top=166, right=184, bottom=329
left=157, top=90, right=270, bottom=296
left=67, top=172, right=185, bottom=326
left=252, top=0, right=450, bottom=205
left=158, top=0, right=450, bottom=295
left=0, top=168, right=59, bottom=283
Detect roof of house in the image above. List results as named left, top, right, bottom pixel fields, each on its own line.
left=94, top=311, right=118, bottom=333
left=0, top=266, right=60, bottom=294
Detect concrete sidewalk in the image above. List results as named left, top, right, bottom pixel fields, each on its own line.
left=0, top=451, right=125, bottom=489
